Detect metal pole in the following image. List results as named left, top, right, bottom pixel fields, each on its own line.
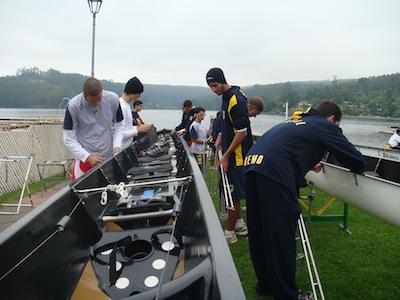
left=91, top=13, right=96, bottom=77
left=285, top=102, right=289, bottom=119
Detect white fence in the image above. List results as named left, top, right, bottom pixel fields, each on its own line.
left=0, top=125, right=72, bottom=196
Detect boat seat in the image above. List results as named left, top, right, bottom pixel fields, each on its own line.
left=105, top=195, right=174, bottom=217
left=127, top=164, right=172, bottom=175
left=138, top=153, right=172, bottom=163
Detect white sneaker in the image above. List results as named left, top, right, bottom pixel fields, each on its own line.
left=234, top=224, right=248, bottom=236
left=298, top=291, right=314, bottom=300
left=234, top=219, right=248, bottom=236
left=224, top=230, right=238, bottom=244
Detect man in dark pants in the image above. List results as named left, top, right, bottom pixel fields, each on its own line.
left=173, top=99, right=195, bottom=146
left=244, top=101, right=365, bottom=299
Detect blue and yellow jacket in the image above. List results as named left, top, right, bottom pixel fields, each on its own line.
left=221, top=86, right=253, bottom=168
left=244, top=108, right=365, bottom=193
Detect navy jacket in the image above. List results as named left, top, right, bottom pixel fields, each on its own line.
left=244, top=108, right=365, bottom=193
left=175, top=110, right=195, bottom=141
left=221, top=86, right=253, bottom=168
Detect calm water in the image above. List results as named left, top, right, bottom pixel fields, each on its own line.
left=1, top=108, right=398, bottom=148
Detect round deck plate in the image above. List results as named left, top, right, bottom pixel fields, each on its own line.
left=161, top=241, right=175, bottom=251
left=152, top=259, right=166, bottom=270
left=144, top=276, right=159, bottom=287
left=115, top=277, right=129, bottom=289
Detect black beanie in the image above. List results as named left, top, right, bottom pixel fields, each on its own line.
left=206, top=68, right=227, bottom=84
left=124, top=77, right=144, bottom=94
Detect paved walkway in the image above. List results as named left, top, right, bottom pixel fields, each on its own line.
left=0, top=181, right=69, bottom=232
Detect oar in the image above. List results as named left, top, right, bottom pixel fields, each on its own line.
left=218, top=149, right=235, bottom=211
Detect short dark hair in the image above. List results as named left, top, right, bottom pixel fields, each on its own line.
left=315, top=101, right=342, bottom=122
left=133, top=100, right=143, bottom=108
left=83, top=78, right=102, bottom=97
left=182, top=99, right=193, bottom=108
left=193, top=106, right=205, bottom=114
left=397, top=127, right=400, bottom=134
left=248, top=96, right=264, bottom=112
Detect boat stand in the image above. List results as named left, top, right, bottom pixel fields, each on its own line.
left=299, top=183, right=351, bottom=234
left=36, top=159, right=73, bottom=192
left=0, top=156, right=34, bottom=215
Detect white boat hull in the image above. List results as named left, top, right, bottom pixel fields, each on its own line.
left=305, top=162, right=400, bottom=227
left=355, top=144, right=400, bottom=163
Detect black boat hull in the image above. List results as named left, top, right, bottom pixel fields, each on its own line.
left=0, top=130, right=245, bottom=299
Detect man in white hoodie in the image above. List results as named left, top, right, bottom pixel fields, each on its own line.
left=119, top=77, right=152, bottom=148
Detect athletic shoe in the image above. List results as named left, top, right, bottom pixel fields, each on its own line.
left=234, top=223, right=248, bottom=236
left=298, top=291, right=315, bottom=300
left=224, top=230, right=238, bottom=244
left=219, top=212, right=228, bottom=220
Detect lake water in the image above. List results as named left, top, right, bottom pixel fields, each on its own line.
left=1, top=108, right=398, bottom=148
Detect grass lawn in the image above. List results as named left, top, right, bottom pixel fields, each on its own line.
left=0, top=173, right=68, bottom=204
left=204, top=166, right=400, bottom=300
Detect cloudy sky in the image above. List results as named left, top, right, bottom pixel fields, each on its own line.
left=0, top=0, right=399, bottom=86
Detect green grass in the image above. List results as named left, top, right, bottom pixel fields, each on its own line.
left=0, top=173, right=67, bottom=204
left=204, top=166, right=400, bottom=300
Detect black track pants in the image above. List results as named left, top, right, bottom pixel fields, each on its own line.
left=245, top=171, right=300, bottom=300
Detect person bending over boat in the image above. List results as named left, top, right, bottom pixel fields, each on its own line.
left=172, top=99, right=195, bottom=146
left=247, top=96, right=264, bottom=118
left=206, top=67, right=252, bottom=244
left=189, top=106, right=208, bottom=172
left=388, top=127, right=400, bottom=150
left=63, top=78, right=124, bottom=180
left=243, top=101, right=365, bottom=300
left=120, top=77, right=152, bottom=149
left=132, top=99, right=145, bottom=126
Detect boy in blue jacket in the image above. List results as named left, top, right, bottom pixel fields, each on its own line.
left=244, top=101, right=365, bottom=300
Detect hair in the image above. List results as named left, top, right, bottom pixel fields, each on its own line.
left=248, top=96, right=264, bottom=112
left=83, top=78, right=102, bottom=97
left=193, top=106, right=205, bottom=114
left=133, top=100, right=143, bottom=108
left=397, top=128, right=400, bottom=134
left=315, top=100, right=342, bottom=122
left=182, top=99, right=193, bottom=108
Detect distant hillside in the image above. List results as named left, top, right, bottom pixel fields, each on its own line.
left=1, top=67, right=400, bottom=117
left=0, top=67, right=219, bottom=110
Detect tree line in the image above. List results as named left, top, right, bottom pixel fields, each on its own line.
left=1, top=67, right=399, bottom=117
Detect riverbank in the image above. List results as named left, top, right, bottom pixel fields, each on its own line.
left=0, top=174, right=68, bottom=232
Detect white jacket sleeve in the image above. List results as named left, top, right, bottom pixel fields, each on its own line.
left=63, top=129, right=90, bottom=162
left=123, top=126, right=138, bottom=140
left=112, top=120, right=124, bottom=148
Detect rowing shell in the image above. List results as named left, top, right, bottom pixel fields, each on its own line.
left=305, top=162, right=400, bottom=227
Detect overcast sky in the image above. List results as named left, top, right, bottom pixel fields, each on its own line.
left=0, top=0, right=399, bottom=86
